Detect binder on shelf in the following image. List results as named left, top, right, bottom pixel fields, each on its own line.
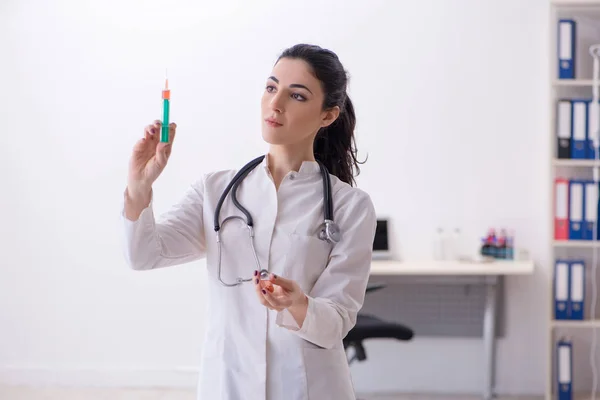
left=569, top=261, right=585, bottom=320
left=558, top=19, right=576, bottom=79
left=568, top=179, right=585, bottom=240
left=588, top=100, right=599, bottom=159
left=557, top=99, right=572, bottom=159
left=569, top=180, right=584, bottom=240
left=571, top=100, right=587, bottom=159
left=556, top=338, right=572, bottom=400
left=555, top=178, right=569, bottom=240
left=554, top=260, right=570, bottom=320
left=583, top=180, right=599, bottom=240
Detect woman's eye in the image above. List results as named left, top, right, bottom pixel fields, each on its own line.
left=266, top=85, right=275, bottom=92
left=292, top=93, right=306, bottom=101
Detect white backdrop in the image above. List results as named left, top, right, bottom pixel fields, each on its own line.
left=1, top=0, right=552, bottom=396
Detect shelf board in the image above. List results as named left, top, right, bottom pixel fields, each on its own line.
left=552, top=319, right=600, bottom=327
left=554, top=240, right=600, bottom=247
left=553, top=159, right=600, bottom=166
left=548, top=394, right=600, bottom=400
left=552, top=0, right=600, bottom=5
left=554, top=79, right=596, bottom=86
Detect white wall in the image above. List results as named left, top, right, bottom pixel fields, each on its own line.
left=0, top=0, right=552, bottom=396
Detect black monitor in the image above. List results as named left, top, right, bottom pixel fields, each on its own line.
left=372, top=219, right=390, bottom=258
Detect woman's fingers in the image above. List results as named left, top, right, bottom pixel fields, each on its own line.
left=168, top=122, right=177, bottom=143
left=254, top=271, right=271, bottom=308
left=144, top=123, right=158, bottom=141
left=269, top=274, right=295, bottom=291
left=254, top=270, right=286, bottom=310
left=261, top=289, right=287, bottom=311
left=263, top=280, right=274, bottom=293
left=142, top=121, right=174, bottom=146
left=155, top=122, right=176, bottom=166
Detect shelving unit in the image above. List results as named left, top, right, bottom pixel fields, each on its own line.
left=550, top=1, right=600, bottom=399
left=554, top=159, right=600, bottom=167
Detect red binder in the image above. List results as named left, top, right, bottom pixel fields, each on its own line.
left=555, top=178, right=569, bottom=240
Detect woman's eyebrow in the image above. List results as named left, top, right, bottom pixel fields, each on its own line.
left=268, top=76, right=313, bottom=94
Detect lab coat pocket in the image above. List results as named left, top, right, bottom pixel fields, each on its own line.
left=283, top=233, right=332, bottom=292
left=302, top=347, right=355, bottom=399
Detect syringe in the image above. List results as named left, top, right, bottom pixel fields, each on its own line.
left=161, top=70, right=170, bottom=143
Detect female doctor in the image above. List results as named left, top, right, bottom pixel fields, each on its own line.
left=121, top=44, right=377, bottom=400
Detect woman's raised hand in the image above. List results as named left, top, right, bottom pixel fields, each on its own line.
left=127, top=120, right=176, bottom=195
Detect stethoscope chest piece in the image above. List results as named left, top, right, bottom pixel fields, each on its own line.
left=319, top=220, right=341, bottom=244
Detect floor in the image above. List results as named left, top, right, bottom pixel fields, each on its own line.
left=0, top=386, right=542, bottom=400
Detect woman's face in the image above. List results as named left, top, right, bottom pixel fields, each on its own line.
left=261, top=57, right=339, bottom=146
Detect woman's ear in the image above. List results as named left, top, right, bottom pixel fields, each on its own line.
left=321, top=106, right=340, bottom=128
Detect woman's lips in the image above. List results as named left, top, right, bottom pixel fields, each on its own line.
left=265, top=118, right=282, bottom=127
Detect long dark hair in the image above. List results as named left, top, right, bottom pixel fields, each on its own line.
left=277, top=44, right=365, bottom=187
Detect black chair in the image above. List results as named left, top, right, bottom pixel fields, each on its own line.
left=344, top=283, right=414, bottom=365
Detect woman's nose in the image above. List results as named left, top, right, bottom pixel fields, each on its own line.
left=269, top=94, right=284, bottom=113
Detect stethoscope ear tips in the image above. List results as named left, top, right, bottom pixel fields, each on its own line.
left=259, top=269, right=270, bottom=280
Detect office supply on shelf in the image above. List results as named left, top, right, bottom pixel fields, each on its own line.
left=555, top=97, right=600, bottom=160
left=553, top=259, right=586, bottom=321
left=555, top=178, right=570, bottom=240
left=554, top=260, right=570, bottom=320
left=557, top=99, right=572, bottom=159
left=569, top=179, right=584, bottom=239
left=584, top=180, right=599, bottom=240
left=558, top=19, right=576, bottom=79
left=554, top=178, right=600, bottom=241
left=572, top=100, right=588, bottom=159
left=570, top=261, right=585, bottom=320
left=556, top=338, right=573, bottom=400
left=589, top=100, right=600, bottom=159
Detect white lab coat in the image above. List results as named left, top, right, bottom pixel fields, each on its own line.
left=121, top=154, right=377, bottom=400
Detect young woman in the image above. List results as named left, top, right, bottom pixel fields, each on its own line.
left=122, top=44, right=377, bottom=400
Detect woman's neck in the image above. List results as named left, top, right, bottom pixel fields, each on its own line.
left=267, top=145, right=315, bottom=189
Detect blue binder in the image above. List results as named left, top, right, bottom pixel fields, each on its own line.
left=558, top=19, right=576, bottom=79
left=569, top=261, right=585, bottom=320
left=588, top=100, right=600, bottom=159
left=554, top=260, right=570, bottom=320
left=556, top=339, right=572, bottom=400
left=569, top=179, right=584, bottom=240
left=571, top=100, right=588, bottom=159
left=583, top=180, right=599, bottom=240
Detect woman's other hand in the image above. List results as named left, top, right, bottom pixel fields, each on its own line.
left=253, top=271, right=308, bottom=313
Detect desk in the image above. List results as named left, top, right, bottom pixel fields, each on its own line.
left=369, top=259, right=535, bottom=400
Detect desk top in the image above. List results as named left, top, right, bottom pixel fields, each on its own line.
left=370, top=259, right=535, bottom=276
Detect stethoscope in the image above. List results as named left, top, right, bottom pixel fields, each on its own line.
left=213, top=155, right=341, bottom=287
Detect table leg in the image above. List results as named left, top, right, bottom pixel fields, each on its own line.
left=482, top=276, right=499, bottom=400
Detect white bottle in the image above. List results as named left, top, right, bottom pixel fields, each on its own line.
left=433, top=228, right=445, bottom=260
left=450, top=228, right=462, bottom=260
